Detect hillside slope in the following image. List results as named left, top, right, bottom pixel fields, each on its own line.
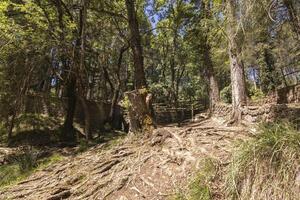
left=0, top=119, right=249, bottom=200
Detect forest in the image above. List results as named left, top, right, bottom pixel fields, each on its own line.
left=0, top=0, right=299, bottom=199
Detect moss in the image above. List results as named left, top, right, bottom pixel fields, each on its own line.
left=120, top=96, right=131, bottom=110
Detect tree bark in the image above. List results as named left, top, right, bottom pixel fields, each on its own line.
left=125, top=0, right=147, bottom=89
left=78, top=0, right=92, bottom=140
left=62, top=75, right=77, bottom=142
left=79, top=97, right=91, bottom=139
left=199, top=1, right=220, bottom=113
left=203, top=43, right=220, bottom=111
left=125, top=90, right=155, bottom=133
left=226, top=0, right=247, bottom=123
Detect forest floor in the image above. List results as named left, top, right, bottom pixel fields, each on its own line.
left=0, top=117, right=251, bottom=200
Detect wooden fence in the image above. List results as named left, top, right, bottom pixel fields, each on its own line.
left=152, top=100, right=208, bottom=124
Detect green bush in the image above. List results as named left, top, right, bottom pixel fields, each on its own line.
left=249, top=87, right=265, bottom=101
left=226, top=122, right=300, bottom=200
left=220, top=85, right=232, bottom=103
left=15, top=148, right=38, bottom=172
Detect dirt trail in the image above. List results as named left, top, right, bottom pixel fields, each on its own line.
left=0, top=118, right=249, bottom=200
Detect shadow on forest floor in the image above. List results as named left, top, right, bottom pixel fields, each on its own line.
left=0, top=128, right=127, bottom=189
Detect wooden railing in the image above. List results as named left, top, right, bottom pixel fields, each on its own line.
left=152, top=100, right=208, bottom=124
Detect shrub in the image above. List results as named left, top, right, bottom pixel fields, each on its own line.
left=249, top=87, right=265, bottom=101
left=220, top=85, right=232, bottom=103
left=16, top=148, right=38, bottom=172
left=226, top=122, right=300, bottom=200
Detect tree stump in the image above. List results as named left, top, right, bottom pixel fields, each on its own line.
left=125, top=90, right=155, bottom=134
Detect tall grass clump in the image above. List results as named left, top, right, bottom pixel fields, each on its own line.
left=226, top=122, right=300, bottom=200
left=172, top=158, right=219, bottom=200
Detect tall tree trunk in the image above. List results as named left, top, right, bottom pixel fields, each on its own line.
left=283, top=0, right=300, bottom=39
left=227, top=0, right=247, bottom=123
left=125, top=0, right=147, bottom=89
left=62, top=75, right=77, bottom=142
left=79, top=96, right=91, bottom=139
left=203, top=43, right=220, bottom=111
left=7, top=112, right=16, bottom=143
left=170, top=23, right=180, bottom=125
left=125, top=0, right=155, bottom=133
left=200, top=1, right=220, bottom=114
left=78, top=0, right=92, bottom=140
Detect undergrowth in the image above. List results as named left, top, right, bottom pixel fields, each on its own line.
left=0, top=151, right=63, bottom=189
left=171, top=158, right=219, bottom=200
left=226, top=122, right=300, bottom=200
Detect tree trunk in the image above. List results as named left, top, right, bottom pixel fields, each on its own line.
left=125, top=90, right=155, bottom=133
left=62, top=75, right=77, bottom=142
left=7, top=112, right=16, bottom=143
left=227, top=0, right=247, bottom=124
left=77, top=0, right=91, bottom=140
left=125, top=0, right=147, bottom=89
left=79, top=97, right=92, bottom=140
left=109, top=86, right=120, bottom=127
left=228, top=49, right=247, bottom=122
left=283, top=0, right=300, bottom=39
left=208, top=74, right=220, bottom=109
left=203, top=43, right=220, bottom=111
left=125, top=0, right=155, bottom=133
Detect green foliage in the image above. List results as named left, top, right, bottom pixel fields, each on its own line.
left=249, top=86, right=265, bottom=101
left=0, top=163, right=23, bottom=189
left=257, top=46, right=281, bottom=92
left=0, top=152, right=63, bottom=188
left=120, top=96, right=131, bottom=110
left=77, top=139, right=90, bottom=153
left=226, top=122, right=300, bottom=199
left=187, top=159, right=216, bottom=200
left=15, top=149, right=38, bottom=172
left=220, top=85, right=232, bottom=103
left=171, top=158, right=218, bottom=200
left=14, top=114, right=62, bottom=132
left=149, top=83, right=169, bottom=102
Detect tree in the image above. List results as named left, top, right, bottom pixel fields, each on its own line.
left=125, top=0, right=155, bottom=133
left=226, top=0, right=247, bottom=123
left=197, top=0, right=220, bottom=111
left=282, top=0, right=300, bottom=39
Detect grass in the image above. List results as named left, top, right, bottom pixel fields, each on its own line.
left=225, top=122, right=300, bottom=200
left=0, top=152, right=63, bottom=189
left=171, top=158, right=219, bottom=200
